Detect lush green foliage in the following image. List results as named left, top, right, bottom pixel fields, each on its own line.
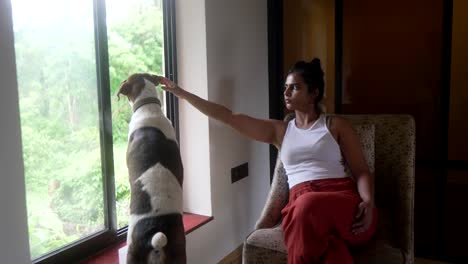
left=15, top=2, right=164, bottom=259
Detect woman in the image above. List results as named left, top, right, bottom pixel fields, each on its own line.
left=158, top=58, right=377, bottom=264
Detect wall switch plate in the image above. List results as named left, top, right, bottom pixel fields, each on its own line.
left=231, top=162, right=248, bottom=183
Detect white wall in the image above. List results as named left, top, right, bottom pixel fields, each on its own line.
left=177, top=0, right=212, bottom=216
left=0, top=0, right=32, bottom=263
left=178, top=0, right=271, bottom=263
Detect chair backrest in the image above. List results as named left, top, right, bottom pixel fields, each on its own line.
left=258, top=114, right=415, bottom=261
left=341, top=115, right=415, bottom=262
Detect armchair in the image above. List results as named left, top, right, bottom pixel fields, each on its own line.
left=242, top=114, right=415, bottom=264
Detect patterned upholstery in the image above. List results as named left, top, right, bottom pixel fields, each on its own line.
left=243, top=115, right=415, bottom=264
left=343, top=123, right=375, bottom=177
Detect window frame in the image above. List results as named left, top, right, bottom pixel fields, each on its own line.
left=31, top=0, right=178, bottom=263
left=163, top=0, right=179, bottom=142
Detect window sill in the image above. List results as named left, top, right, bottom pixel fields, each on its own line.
left=82, top=213, right=213, bottom=264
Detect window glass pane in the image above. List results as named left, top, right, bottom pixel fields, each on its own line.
left=106, top=0, right=165, bottom=229
left=11, top=0, right=105, bottom=259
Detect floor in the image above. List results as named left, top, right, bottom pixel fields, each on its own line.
left=85, top=242, right=453, bottom=264
left=415, top=259, right=452, bottom=264
left=218, top=246, right=453, bottom=264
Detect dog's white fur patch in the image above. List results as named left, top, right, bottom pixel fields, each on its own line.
left=136, top=163, right=183, bottom=213
left=129, top=114, right=176, bottom=142
left=128, top=79, right=177, bottom=142
left=127, top=163, right=182, bottom=246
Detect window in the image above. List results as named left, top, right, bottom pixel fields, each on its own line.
left=106, top=0, right=166, bottom=229
left=11, top=0, right=177, bottom=262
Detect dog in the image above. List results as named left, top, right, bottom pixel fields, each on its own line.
left=117, top=73, right=186, bottom=264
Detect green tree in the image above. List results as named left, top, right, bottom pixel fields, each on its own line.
left=14, top=1, right=164, bottom=258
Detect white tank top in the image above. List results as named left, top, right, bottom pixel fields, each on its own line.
left=280, top=115, right=348, bottom=189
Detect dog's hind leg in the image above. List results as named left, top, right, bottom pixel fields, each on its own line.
left=156, top=214, right=186, bottom=264
left=131, top=214, right=186, bottom=264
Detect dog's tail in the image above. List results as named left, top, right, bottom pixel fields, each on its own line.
left=151, top=232, right=168, bottom=250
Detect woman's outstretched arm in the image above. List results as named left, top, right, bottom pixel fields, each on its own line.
left=159, top=77, right=286, bottom=148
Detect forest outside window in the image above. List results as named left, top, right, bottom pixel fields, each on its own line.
left=10, top=0, right=177, bottom=262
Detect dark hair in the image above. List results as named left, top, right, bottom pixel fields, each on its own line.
left=287, top=58, right=325, bottom=112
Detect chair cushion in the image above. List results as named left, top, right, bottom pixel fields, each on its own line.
left=244, top=225, right=404, bottom=264
left=246, top=225, right=287, bottom=254
left=243, top=242, right=288, bottom=264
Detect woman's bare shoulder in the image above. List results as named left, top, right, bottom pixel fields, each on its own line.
left=329, top=115, right=353, bottom=130
left=270, top=118, right=289, bottom=149
left=274, top=119, right=289, bottom=133
left=326, top=115, right=356, bottom=143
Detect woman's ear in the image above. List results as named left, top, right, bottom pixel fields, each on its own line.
left=308, top=88, right=319, bottom=104
left=312, top=88, right=319, bottom=97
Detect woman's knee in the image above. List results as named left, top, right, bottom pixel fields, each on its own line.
left=293, top=192, right=327, bottom=216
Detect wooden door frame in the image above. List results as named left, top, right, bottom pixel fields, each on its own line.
left=267, top=0, right=344, bottom=181
left=267, top=0, right=283, bottom=181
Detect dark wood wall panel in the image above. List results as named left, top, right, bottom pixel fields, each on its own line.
left=342, top=0, right=444, bottom=162
left=444, top=171, right=468, bottom=261
left=341, top=0, right=446, bottom=259
left=445, top=2, right=468, bottom=259
left=414, top=167, right=440, bottom=257
left=448, top=0, right=468, bottom=161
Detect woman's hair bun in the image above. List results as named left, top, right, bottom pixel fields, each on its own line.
left=308, top=58, right=323, bottom=75
left=293, top=59, right=321, bottom=71
left=308, top=58, right=323, bottom=77
left=311, top=58, right=321, bottom=66
left=293, top=60, right=307, bottom=69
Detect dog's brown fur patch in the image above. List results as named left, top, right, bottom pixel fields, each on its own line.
left=117, top=73, right=162, bottom=102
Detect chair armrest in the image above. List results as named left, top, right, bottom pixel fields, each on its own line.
left=255, top=156, right=289, bottom=229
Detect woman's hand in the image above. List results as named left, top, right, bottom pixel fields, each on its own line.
left=159, top=76, right=185, bottom=98
left=352, top=201, right=375, bottom=235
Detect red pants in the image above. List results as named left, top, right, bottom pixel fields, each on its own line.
left=281, top=177, right=377, bottom=264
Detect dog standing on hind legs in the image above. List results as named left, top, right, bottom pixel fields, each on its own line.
left=117, top=73, right=186, bottom=264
